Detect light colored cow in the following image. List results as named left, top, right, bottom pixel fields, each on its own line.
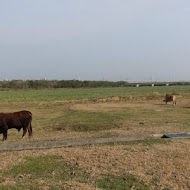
left=164, top=94, right=176, bottom=105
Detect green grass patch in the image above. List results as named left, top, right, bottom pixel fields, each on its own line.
left=51, top=110, right=133, bottom=132
left=4, top=156, right=74, bottom=181
left=0, top=85, right=189, bottom=104
left=2, top=156, right=83, bottom=189
left=95, top=174, right=148, bottom=190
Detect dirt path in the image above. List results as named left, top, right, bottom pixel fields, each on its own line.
left=0, top=133, right=165, bottom=151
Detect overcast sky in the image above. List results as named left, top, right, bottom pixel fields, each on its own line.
left=0, top=0, right=190, bottom=81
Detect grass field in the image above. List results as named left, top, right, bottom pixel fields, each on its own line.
left=0, top=86, right=190, bottom=189
left=0, top=85, right=190, bottom=104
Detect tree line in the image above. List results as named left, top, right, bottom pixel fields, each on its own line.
left=0, top=80, right=189, bottom=90
left=0, top=80, right=130, bottom=90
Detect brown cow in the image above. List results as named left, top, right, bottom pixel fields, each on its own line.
left=164, top=94, right=176, bottom=105
left=0, top=110, right=32, bottom=141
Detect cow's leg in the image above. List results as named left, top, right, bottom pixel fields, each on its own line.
left=22, top=118, right=32, bottom=139
left=28, top=120, right=32, bottom=138
left=22, top=127, right=27, bottom=138
left=2, top=130, right=7, bottom=141
left=2, top=122, right=8, bottom=141
left=27, top=127, right=31, bottom=138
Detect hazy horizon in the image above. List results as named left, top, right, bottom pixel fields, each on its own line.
left=1, top=1, right=190, bottom=82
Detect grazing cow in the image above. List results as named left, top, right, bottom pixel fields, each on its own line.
left=0, top=110, right=32, bottom=141
left=164, top=94, right=176, bottom=105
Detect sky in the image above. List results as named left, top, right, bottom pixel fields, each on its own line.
left=0, top=0, right=190, bottom=82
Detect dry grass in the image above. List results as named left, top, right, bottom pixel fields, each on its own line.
left=0, top=139, right=190, bottom=189
left=1, top=96, right=190, bottom=142
left=0, top=95, right=190, bottom=189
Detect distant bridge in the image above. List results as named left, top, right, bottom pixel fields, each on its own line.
left=128, top=81, right=190, bottom=87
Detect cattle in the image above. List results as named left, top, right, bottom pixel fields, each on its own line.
left=0, top=110, right=32, bottom=141
left=164, top=94, right=176, bottom=105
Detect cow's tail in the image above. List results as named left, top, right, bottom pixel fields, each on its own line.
left=28, top=112, right=33, bottom=138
